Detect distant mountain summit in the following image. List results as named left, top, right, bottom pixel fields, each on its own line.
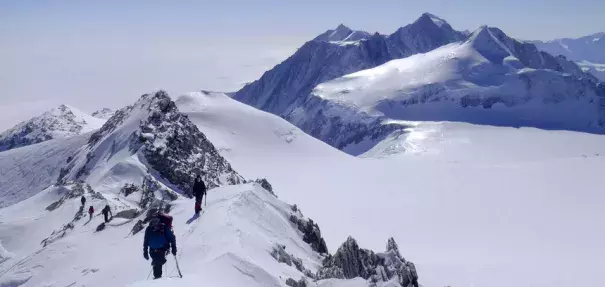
left=0, top=105, right=105, bottom=152
left=59, top=91, right=244, bottom=192
left=234, top=13, right=465, bottom=117
left=313, top=24, right=372, bottom=42
left=235, top=14, right=604, bottom=155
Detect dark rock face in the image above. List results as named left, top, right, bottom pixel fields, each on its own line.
left=64, top=91, right=245, bottom=195
left=317, top=237, right=419, bottom=287
left=114, top=209, right=140, bottom=219
left=289, top=214, right=328, bottom=254
left=285, top=277, right=308, bottom=287
left=254, top=178, right=274, bottom=196
left=138, top=92, right=244, bottom=192
left=120, top=183, right=139, bottom=197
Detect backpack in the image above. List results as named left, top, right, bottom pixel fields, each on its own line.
left=157, top=213, right=173, bottom=229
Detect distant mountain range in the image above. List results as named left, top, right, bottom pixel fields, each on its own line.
left=0, top=105, right=106, bottom=152
left=234, top=13, right=604, bottom=154
left=530, top=33, right=605, bottom=81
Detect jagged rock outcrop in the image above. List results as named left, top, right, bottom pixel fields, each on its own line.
left=285, top=277, right=308, bottom=287
left=91, top=108, right=115, bottom=119
left=317, top=237, right=419, bottom=287
left=289, top=206, right=328, bottom=254
left=254, top=178, right=274, bottom=196
left=270, top=244, right=315, bottom=279
left=59, top=91, right=245, bottom=195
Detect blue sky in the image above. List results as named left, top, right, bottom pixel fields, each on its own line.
left=3, top=0, right=602, bottom=40
left=0, top=0, right=603, bottom=129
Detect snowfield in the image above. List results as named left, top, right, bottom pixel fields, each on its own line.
left=177, top=92, right=605, bottom=287
left=0, top=91, right=604, bottom=287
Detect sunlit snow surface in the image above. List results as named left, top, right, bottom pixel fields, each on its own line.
left=0, top=92, right=603, bottom=287
left=179, top=92, right=605, bottom=287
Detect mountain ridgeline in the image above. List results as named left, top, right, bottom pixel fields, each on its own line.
left=233, top=13, right=466, bottom=117
left=234, top=13, right=605, bottom=155
left=58, top=91, right=244, bottom=194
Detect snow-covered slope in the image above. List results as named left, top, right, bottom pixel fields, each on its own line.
left=0, top=105, right=105, bottom=152
left=233, top=13, right=466, bottom=117
left=0, top=135, right=88, bottom=208
left=175, top=91, right=348, bottom=165
left=2, top=89, right=605, bottom=287
left=283, top=26, right=605, bottom=154
left=0, top=182, right=360, bottom=286
left=173, top=91, right=605, bottom=287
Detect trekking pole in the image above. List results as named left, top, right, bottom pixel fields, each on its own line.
left=205, top=195, right=207, bottom=207
left=173, top=254, right=183, bottom=278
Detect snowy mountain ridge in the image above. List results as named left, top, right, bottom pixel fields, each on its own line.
left=234, top=13, right=602, bottom=155
left=0, top=91, right=420, bottom=287
left=58, top=90, right=244, bottom=195
left=0, top=104, right=105, bottom=152
left=287, top=26, right=605, bottom=154
left=233, top=12, right=467, bottom=117
left=530, top=32, right=605, bottom=81
left=530, top=32, right=605, bottom=63
left=313, top=24, right=372, bottom=42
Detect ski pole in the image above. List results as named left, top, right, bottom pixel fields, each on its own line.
left=173, top=254, right=183, bottom=278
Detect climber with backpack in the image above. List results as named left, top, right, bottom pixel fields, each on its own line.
left=101, top=204, right=112, bottom=223
left=143, top=213, right=177, bottom=279
left=191, top=174, right=206, bottom=215
left=81, top=195, right=86, bottom=206
left=88, top=206, right=94, bottom=220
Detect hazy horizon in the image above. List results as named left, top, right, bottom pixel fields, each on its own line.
left=1, top=0, right=603, bottom=130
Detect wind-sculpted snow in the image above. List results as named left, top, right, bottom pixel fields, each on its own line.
left=0, top=105, right=105, bottom=152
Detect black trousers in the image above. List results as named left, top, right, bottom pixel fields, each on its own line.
left=150, top=248, right=168, bottom=278
left=195, top=195, right=203, bottom=213
left=103, top=213, right=110, bottom=223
